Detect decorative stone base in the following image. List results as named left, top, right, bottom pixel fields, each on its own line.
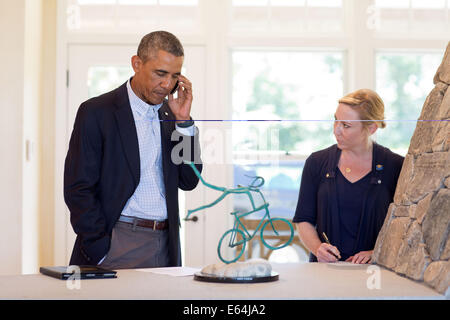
left=372, top=42, right=450, bottom=295
left=200, top=258, right=272, bottom=278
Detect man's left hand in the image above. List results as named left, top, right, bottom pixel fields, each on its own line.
left=345, top=250, right=373, bottom=264
left=168, top=74, right=193, bottom=123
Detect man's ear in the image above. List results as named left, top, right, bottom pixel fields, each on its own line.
left=131, top=55, right=142, bottom=73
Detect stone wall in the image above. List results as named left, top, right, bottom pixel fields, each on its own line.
left=372, top=42, right=450, bottom=296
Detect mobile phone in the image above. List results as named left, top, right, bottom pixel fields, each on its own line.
left=170, top=81, right=179, bottom=95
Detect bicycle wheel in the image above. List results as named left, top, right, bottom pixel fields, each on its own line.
left=217, top=228, right=247, bottom=264
left=260, top=218, right=294, bottom=250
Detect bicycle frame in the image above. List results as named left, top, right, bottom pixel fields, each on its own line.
left=227, top=201, right=277, bottom=248
left=183, top=160, right=290, bottom=262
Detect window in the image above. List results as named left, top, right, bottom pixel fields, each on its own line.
left=230, top=0, right=344, bottom=34
left=375, top=52, right=443, bottom=154
left=231, top=50, right=343, bottom=262
left=232, top=50, right=343, bottom=155
left=66, top=0, right=201, bottom=33
left=373, top=0, right=450, bottom=36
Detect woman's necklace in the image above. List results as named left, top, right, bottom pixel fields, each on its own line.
left=339, top=154, right=353, bottom=174
left=340, top=147, right=372, bottom=175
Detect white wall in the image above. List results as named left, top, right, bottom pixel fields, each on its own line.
left=0, top=0, right=49, bottom=275
left=0, top=0, right=26, bottom=275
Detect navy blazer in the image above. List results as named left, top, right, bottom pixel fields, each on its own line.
left=64, top=81, right=202, bottom=266
left=293, top=143, right=403, bottom=262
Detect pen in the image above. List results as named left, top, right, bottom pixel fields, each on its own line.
left=322, top=232, right=341, bottom=260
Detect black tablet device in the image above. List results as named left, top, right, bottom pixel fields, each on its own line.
left=39, top=265, right=117, bottom=280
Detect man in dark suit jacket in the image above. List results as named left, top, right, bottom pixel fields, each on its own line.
left=64, top=31, right=202, bottom=268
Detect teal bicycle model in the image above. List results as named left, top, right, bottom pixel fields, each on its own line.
left=183, top=161, right=294, bottom=264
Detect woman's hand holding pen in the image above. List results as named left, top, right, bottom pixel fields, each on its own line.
left=316, top=232, right=341, bottom=262
left=315, top=243, right=341, bottom=262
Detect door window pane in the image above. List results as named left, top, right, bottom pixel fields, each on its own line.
left=87, top=66, right=133, bottom=98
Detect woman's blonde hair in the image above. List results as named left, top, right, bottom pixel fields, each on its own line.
left=338, top=89, right=386, bottom=129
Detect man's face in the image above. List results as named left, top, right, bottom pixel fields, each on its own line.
left=131, top=49, right=184, bottom=105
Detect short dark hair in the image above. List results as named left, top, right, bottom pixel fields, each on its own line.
left=137, top=31, right=184, bottom=62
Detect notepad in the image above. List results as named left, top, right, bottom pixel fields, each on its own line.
left=136, top=266, right=201, bottom=277
left=326, top=261, right=366, bottom=268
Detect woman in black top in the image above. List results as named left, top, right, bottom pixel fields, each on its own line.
left=293, top=89, right=404, bottom=263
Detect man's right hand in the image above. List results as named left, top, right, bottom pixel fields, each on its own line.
left=316, top=243, right=341, bottom=262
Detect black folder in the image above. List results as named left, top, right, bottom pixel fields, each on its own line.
left=39, top=265, right=117, bottom=280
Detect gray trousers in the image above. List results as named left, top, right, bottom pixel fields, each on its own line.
left=99, top=221, right=169, bottom=270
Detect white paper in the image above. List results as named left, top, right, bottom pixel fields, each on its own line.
left=136, top=266, right=201, bottom=277
left=326, top=261, right=366, bottom=267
